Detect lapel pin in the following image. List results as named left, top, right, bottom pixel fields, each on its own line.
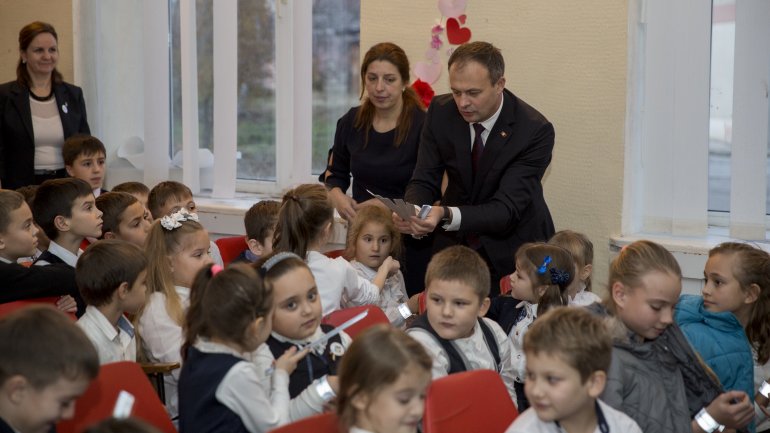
left=500, top=131, right=507, bottom=137
left=62, top=102, right=68, bottom=114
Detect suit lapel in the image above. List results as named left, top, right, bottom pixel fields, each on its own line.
left=472, top=90, right=517, bottom=200
left=54, top=84, right=73, bottom=137
left=10, top=84, right=34, bottom=143
left=450, top=114, right=474, bottom=196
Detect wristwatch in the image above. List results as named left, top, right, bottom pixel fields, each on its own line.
left=441, top=206, right=452, bottom=225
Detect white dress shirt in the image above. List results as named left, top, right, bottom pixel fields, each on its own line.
left=350, top=260, right=411, bottom=327
left=306, top=251, right=380, bottom=316
left=443, top=93, right=505, bottom=231
left=136, top=285, right=190, bottom=419
left=193, top=339, right=292, bottom=433
left=251, top=326, right=351, bottom=421
left=509, top=301, right=537, bottom=383
left=77, top=305, right=136, bottom=364
left=407, top=317, right=517, bottom=402
left=33, top=240, right=81, bottom=267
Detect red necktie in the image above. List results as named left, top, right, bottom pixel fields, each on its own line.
left=472, top=123, right=485, bottom=176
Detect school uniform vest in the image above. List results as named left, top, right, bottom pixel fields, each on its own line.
left=0, top=418, right=15, bottom=433
left=33, top=250, right=67, bottom=266
left=409, top=315, right=501, bottom=374
left=178, top=347, right=248, bottom=433
left=266, top=324, right=343, bottom=398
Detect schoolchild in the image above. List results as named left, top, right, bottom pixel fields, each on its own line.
left=178, top=263, right=307, bottom=433
left=548, top=230, right=601, bottom=306
left=594, top=240, right=754, bottom=433
left=76, top=240, right=147, bottom=363
left=272, top=184, right=398, bottom=316
left=135, top=210, right=213, bottom=419
left=505, top=307, right=642, bottom=433
left=253, top=252, right=349, bottom=419
left=406, top=245, right=517, bottom=402
left=336, top=325, right=432, bottom=433
left=346, top=205, right=417, bottom=326
left=487, top=242, right=574, bottom=410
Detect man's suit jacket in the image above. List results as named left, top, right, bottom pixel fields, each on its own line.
left=405, top=89, right=555, bottom=280
left=0, top=80, right=90, bottom=189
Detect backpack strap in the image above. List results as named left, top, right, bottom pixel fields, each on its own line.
left=409, top=314, right=467, bottom=374
left=478, top=318, right=501, bottom=372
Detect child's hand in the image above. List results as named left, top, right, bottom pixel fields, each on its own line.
left=274, top=346, right=310, bottom=375
left=407, top=292, right=422, bottom=314
left=380, top=256, right=400, bottom=276
left=706, top=391, right=754, bottom=429
left=326, top=375, right=339, bottom=394
left=56, top=295, right=78, bottom=313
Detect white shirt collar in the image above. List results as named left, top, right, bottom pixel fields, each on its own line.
left=468, top=93, right=505, bottom=145
left=194, top=337, right=249, bottom=360
left=47, top=240, right=82, bottom=267
left=80, top=305, right=135, bottom=341
left=0, top=256, right=12, bottom=264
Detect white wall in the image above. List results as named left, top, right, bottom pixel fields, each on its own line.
left=362, top=1, right=629, bottom=295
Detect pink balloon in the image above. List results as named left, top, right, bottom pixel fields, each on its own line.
left=437, top=0, right=467, bottom=18
left=414, top=60, right=442, bottom=85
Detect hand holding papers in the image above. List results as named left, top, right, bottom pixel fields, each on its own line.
left=366, top=189, right=431, bottom=221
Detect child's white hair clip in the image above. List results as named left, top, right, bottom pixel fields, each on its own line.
left=160, top=208, right=199, bottom=230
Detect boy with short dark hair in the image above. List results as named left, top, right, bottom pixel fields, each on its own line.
left=146, top=180, right=224, bottom=266
left=234, top=200, right=280, bottom=263
left=0, top=305, right=99, bottom=433
left=504, top=308, right=642, bottom=433
left=32, top=178, right=103, bottom=267
left=76, top=240, right=148, bottom=363
left=147, top=181, right=196, bottom=220
left=407, top=245, right=517, bottom=401
left=0, top=189, right=80, bottom=308
left=96, top=192, right=151, bottom=246
left=112, top=181, right=150, bottom=210
left=63, top=134, right=108, bottom=197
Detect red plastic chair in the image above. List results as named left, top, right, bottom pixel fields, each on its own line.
left=57, top=361, right=176, bottom=433
left=423, top=369, right=518, bottom=433
left=323, top=248, right=345, bottom=259
left=215, top=235, right=248, bottom=266
left=499, top=274, right=512, bottom=295
left=0, top=297, right=76, bottom=321
left=268, top=412, right=340, bottom=433
left=321, top=305, right=390, bottom=339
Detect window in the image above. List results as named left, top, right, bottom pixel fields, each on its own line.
left=625, top=0, right=770, bottom=240
left=168, top=0, right=360, bottom=189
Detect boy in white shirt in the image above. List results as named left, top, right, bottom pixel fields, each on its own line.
left=76, top=239, right=147, bottom=364
left=32, top=178, right=103, bottom=268
left=505, top=307, right=642, bottom=433
left=406, top=245, right=518, bottom=402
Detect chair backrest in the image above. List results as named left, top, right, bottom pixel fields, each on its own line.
left=499, top=274, right=512, bottom=295
left=268, top=412, right=340, bottom=433
left=0, top=297, right=76, bottom=321
left=321, top=305, right=390, bottom=339
left=57, top=361, right=176, bottom=433
left=214, top=235, right=247, bottom=266
left=423, top=369, right=518, bottom=433
left=323, top=248, right=345, bottom=259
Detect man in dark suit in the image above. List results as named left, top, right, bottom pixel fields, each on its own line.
left=396, top=41, right=555, bottom=295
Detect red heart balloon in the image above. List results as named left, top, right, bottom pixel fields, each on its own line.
left=446, top=17, right=471, bottom=45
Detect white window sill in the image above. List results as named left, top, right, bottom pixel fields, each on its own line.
left=610, top=228, right=770, bottom=295
left=193, top=193, right=349, bottom=248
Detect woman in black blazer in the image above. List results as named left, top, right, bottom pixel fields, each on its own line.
left=0, top=21, right=90, bottom=190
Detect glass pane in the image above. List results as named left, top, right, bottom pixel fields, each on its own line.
left=708, top=0, right=735, bottom=213
left=169, top=0, right=276, bottom=182
left=237, top=0, right=276, bottom=181
left=312, top=0, right=361, bottom=175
